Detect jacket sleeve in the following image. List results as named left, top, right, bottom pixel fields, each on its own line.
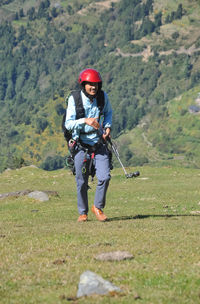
left=102, top=92, right=112, bottom=129
left=65, top=95, right=85, bottom=140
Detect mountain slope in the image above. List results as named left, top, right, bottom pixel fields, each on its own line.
left=0, top=0, right=200, bottom=171
left=115, top=84, right=200, bottom=168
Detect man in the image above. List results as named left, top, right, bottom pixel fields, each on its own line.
left=65, top=68, right=112, bottom=222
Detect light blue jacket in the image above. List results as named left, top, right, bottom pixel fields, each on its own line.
left=65, top=90, right=112, bottom=146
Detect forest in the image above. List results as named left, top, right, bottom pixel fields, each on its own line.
left=0, top=0, right=200, bottom=171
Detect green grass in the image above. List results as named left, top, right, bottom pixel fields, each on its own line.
left=0, top=166, right=200, bottom=303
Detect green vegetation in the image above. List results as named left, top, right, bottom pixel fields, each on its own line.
left=1, top=0, right=200, bottom=172
left=115, top=85, right=200, bottom=169
left=0, top=166, right=200, bottom=303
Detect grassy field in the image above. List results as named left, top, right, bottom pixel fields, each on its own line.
left=0, top=165, right=200, bottom=303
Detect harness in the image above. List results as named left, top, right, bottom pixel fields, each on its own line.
left=67, top=139, right=104, bottom=179
left=62, top=90, right=106, bottom=178
left=62, top=90, right=105, bottom=142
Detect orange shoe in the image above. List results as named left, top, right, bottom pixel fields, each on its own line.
left=91, top=205, right=108, bottom=222
left=77, top=214, right=88, bottom=222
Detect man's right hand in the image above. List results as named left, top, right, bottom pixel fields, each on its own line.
left=84, top=117, right=100, bottom=130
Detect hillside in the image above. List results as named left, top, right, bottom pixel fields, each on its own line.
left=1, top=0, right=200, bottom=171
left=115, top=85, right=200, bottom=168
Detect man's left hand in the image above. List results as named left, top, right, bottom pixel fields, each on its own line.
left=102, top=128, right=111, bottom=141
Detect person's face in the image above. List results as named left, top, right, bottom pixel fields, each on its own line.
left=85, top=82, right=98, bottom=96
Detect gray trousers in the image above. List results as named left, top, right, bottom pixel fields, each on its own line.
left=74, top=144, right=111, bottom=215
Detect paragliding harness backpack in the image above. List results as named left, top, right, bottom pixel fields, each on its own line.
left=62, top=90, right=112, bottom=179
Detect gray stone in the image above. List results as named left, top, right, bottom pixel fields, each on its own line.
left=27, top=191, right=49, bottom=202
left=95, top=251, right=134, bottom=261
left=0, top=190, right=58, bottom=200
left=0, top=190, right=32, bottom=200
left=77, top=271, right=122, bottom=298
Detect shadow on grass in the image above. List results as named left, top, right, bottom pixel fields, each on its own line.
left=108, top=214, right=200, bottom=222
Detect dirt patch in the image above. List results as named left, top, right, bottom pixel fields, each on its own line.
left=78, top=0, right=120, bottom=15
left=53, top=259, right=66, bottom=265
left=115, top=44, right=200, bottom=62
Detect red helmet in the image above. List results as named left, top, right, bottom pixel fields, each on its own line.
left=78, top=68, right=102, bottom=84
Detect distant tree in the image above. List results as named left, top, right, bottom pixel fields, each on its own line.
left=18, top=26, right=26, bottom=41
left=170, top=11, right=176, bottom=22
left=175, top=4, right=183, bottom=19
left=44, top=0, right=50, bottom=8
left=165, top=14, right=171, bottom=24
left=51, top=7, right=58, bottom=18
left=24, top=115, right=31, bottom=125
left=53, top=30, right=65, bottom=44
left=7, top=129, right=19, bottom=138
left=124, top=147, right=133, bottom=162
left=123, top=24, right=132, bottom=42
left=119, top=146, right=133, bottom=166
left=15, top=93, right=25, bottom=104
left=0, top=85, right=6, bottom=100
left=132, top=155, right=149, bottom=166
left=165, top=4, right=183, bottom=24
left=55, top=103, right=65, bottom=115
left=183, top=57, right=192, bottom=78
left=133, top=4, right=144, bottom=21
left=172, top=31, right=179, bottom=40
left=0, top=72, right=7, bottom=100
left=19, top=8, right=24, bottom=18
left=6, top=155, right=25, bottom=169
left=140, top=17, right=155, bottom=36
left=59, top=89, right=65, bottom=97
left=35, top=117, right=48, bottom=134
left=145, top=0, right=153, bottom=14
left=191, top=71, right=200, bottom=87
left=15, top=12, right=19, bottom=20
left=154, top=12, right=162, bottom=27
left=37, top=1, right=47, bottom=19
left=67, top=5, right=73, bottom=15
left=45, top=12, right=51, bottom=21
left=27, top=7, right=36, bottom=20
left=5, top=82, right=15, bottom=99
left=19, top=43, right=28, bottom=56
left=9, top=65, right=17, bottom=84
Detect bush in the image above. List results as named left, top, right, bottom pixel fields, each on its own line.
left=131, top=155, right=149, bottom=166
left=172, top=32, right=179, bottom=40
left=7, top=156, right=25, bottom=169
left=35, top=117, right=48, bottom=134
left=55, top=103, right=65, bottom=115
left=7, top=129, right=19, bottom=138
left=40, top=155, right=65, bottom=170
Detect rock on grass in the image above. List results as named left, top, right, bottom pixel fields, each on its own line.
left=95, top=251, right=134, bottom=261
left=77, top=271, right=122, bottom=298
